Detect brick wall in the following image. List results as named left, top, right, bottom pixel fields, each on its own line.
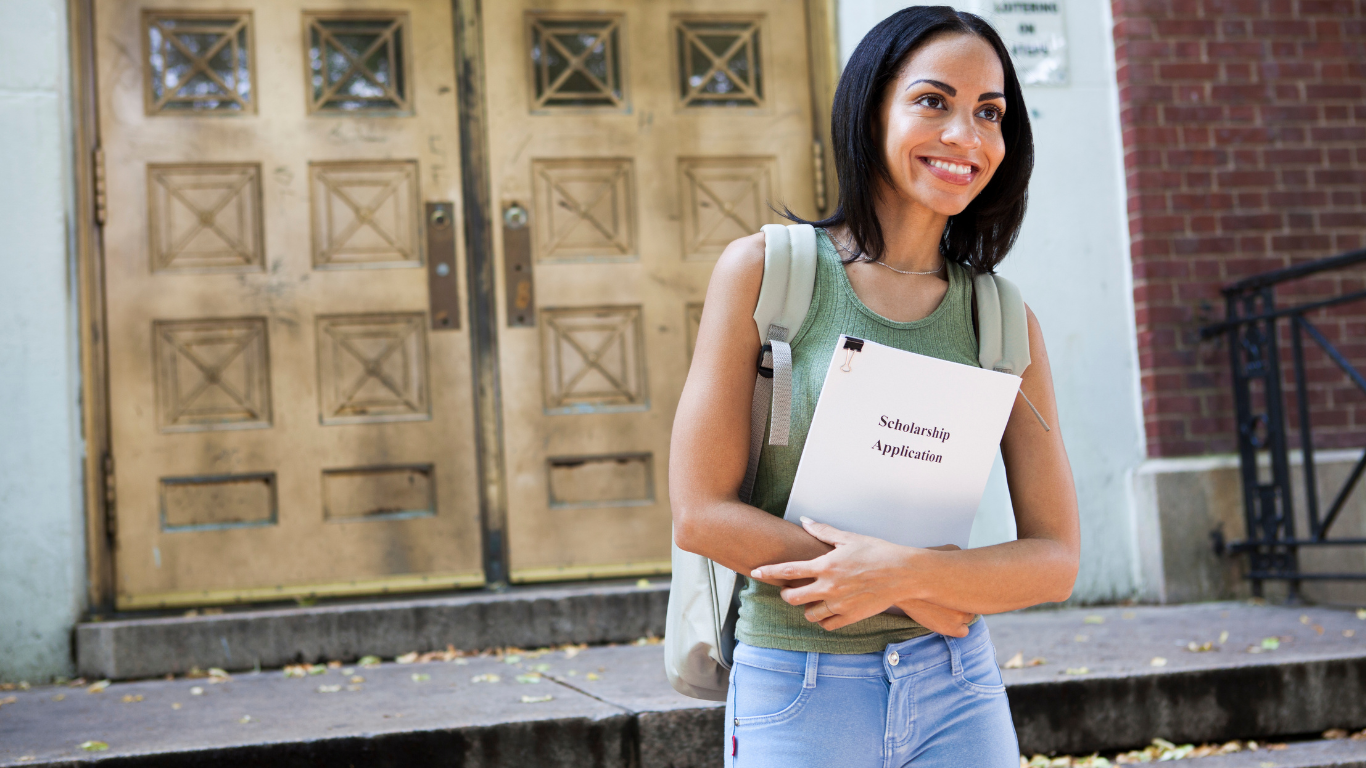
left=1113, top=0, right=1366, bottom=457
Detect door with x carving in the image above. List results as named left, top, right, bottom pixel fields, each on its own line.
left=483, top=0, right=819, bottom=580
left=97, top=0, right=484, bottom=607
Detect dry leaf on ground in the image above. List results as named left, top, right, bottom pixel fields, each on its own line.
left=79, top=741, right=109, bottom=752
left=520, top=694, right=553, bottom=703
left=87, top=680, right=110, bottom=694
left=1003, top=652, right=1025, bottom=669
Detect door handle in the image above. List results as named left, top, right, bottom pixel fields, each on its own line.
left=503, top=202, right=535, bottom=328
left=426, top=202, right=460, bottom=330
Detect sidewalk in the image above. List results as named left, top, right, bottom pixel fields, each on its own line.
left=2, top=601, right=1364, bottom=767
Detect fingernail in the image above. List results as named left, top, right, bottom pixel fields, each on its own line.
left=750, top=569, right=763, bottom=578
left=799, top=516, right=814, bottom=524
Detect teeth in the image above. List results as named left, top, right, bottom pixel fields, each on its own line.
left=928, top=159, right=973, bottom=175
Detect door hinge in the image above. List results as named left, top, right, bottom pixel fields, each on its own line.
left=93, top=147, right=107, bottom=226
left=811, top=139, right=827, bottom=213
left=102, top=452, right=117, bottom=540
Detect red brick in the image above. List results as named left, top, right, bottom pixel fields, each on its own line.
left=1156, top=19, right=1218, bottom=36
left=1222, top=213, right=1285, bottom=231
left=1264, top=148, right=1324, bottom=164
left=1207, top=41, right=1266, bottom=58
left=1307, top=84, right=1366, bottom=99
left=1217, top=170, right=1278, bottom=187
left=1322, top=212, right=1366, bottom=227
left=1252, top=19, right=1313, bottom=36
left=1159, top=62, right=1221, bottom=80
left=1172, top=193, right=1235, bottom=210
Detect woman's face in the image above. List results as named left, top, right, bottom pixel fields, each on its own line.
left=878, top=33, right=1008, bottom=217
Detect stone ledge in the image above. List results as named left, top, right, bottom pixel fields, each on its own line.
left=77, top=580, right=670, bottom=681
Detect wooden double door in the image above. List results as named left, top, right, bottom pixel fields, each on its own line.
left=94, top=0, right=827, bottom=608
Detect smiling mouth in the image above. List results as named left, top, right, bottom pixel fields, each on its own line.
left=920, top=157, right=979, bottom=185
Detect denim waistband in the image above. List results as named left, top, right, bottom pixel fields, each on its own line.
left=732, top=617, right=993, bottom=681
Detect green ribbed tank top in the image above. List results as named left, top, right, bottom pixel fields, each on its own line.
left=734, top=228, right=980, bottom=654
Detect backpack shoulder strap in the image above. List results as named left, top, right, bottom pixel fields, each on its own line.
left=753, top=224, right=818, bottom=346
left=973, top=273, right=1030, bottom=376
left=740, top=224, right=818, bottom=501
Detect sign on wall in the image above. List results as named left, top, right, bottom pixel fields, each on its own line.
left=990, top=1, right=1068, bottom=86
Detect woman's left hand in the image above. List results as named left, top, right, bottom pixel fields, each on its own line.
left=752, top=517, right=923, bottom=631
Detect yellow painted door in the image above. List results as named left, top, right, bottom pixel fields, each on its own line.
left=97, top=0, right=484, bottom=607
left=482, top=1, right=820, bottom=580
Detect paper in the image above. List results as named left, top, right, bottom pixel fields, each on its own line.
left=784, top=336, right=1021, bottom=549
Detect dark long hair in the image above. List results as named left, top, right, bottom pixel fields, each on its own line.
left=788, top=6, right=1033, bottom=274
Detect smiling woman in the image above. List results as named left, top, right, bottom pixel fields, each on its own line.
left=669, top=6, right=1078, bottom=768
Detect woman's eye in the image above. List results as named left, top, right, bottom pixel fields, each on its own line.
left=976, top=106, right=1003, bottom=122
left=915, top=94, right=946, bottom=110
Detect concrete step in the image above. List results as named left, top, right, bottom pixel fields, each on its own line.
left=17, top=601, right=1363, bottom=765
left=76, top=579, right=670, bottom=681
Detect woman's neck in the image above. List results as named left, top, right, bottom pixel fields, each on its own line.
left=863, top=191, right=949, bottom=274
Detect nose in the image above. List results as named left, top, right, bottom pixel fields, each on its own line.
left=941, top=110, right=983, bottom=150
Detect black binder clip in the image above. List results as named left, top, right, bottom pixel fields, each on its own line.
left=841, top=337, right=864, bottom=372
left=757, top=343, right=774, bottom=379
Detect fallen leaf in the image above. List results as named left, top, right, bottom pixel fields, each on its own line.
left=172, top=703, right=181, bottom=710
left=471, top=674, right=500, bottom=683
left=1261, top=637, right=1280, bottom=650
left=515, top=673, right=542, bottom=684
left=359, top=655, right=382, bottom=667
left=563, top=644, right=585, bottom=659
left=283, top=665, right=308, bottom=678
left=636, top=578, right=650, bottom=588
left=1083, top=615, right=1104, bottom=625
left=327, top=660, right=342, bottom=669
left=350, top=675, right=365, bottom=684
left=1063, top=667, right=1089, bottom=675
left=1028, top=657, right=1047, bottom=667
left=190, top=686, right=204, bottom=696
left=504, top=654, right=523, bottom=664
left=87, top=680, right=110, bottom=694
left=1324, top=728, right=1349, bottom=739
left=1003, top=652, right=1025, bottom=669
left=1074, top=635, right=1089, bottom=642
left=1357, top=608, right=1366, bottom=620
left=208, top=668, right=230, bottom=683
left=0, top=696, right=16, bottom=708
left=1187, top=641, right=1213, bottom=652
left=51, top=694, right=65, bottom=702
left=1300, top=614, right=1311, bottom=625
left=520, top=694, right=553, bottom=703
left=347, top=684, right=363, bottom=691
left=1345, top=630, right=1356, bottom=638
left=396, top=652, right=419, bottom=664
left=634, top=636, right=662, bottom=646
left=1219, top=630, right=1229, bottom=644
left=1151, top=657, right=1167, bottom=667
left=1313, top=624, right=1325, bottom=635
left=586, top=672, right=601, bottom=681
left=121, top=694, right=143, bottom=703
left=308, top=665, right=327, bottom=676
left=341, top=668, right=354, bottom=676
left=411, top=673, right=430, bottom=682
left=1121, top=611, right=1136, bottom=620
left=317, top=685, right=342, bottom=693
left=239, top=715, right=253, bottom=724
left=79, top=741, right=109, bottom=752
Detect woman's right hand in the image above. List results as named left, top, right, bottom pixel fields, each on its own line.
left=895, top=599, right=975, bottom=638
left=897, top=544, right=973, bottom=637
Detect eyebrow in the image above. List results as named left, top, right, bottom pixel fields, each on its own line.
left=908, top=78, right=1006, bottom=102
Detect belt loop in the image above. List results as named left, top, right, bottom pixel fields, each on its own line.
left=804, top=652, right=819, bottom=689
left=945, top=634, right=964, bottom=677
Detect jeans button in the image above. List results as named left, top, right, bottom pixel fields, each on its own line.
left=888, top=650, right=900, bottom=666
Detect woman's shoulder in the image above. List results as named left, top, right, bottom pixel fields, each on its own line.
left=715, top=231, right=767, bottom=279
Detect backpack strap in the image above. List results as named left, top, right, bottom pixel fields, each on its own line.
left=975, top=272, right=1050, bottom=430
left=973, top=273, right=1031, bottom=376
left=740, top=224, right=818, bottom=501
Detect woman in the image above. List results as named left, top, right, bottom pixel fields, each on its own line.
left=669, top=7, right=1080, bottom=767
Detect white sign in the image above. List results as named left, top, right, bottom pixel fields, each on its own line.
left=991, top=1, right=1068, bottom=87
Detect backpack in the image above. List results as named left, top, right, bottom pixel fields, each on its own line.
left=664, top=223, right=1034, bottom=701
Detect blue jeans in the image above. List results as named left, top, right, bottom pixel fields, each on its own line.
left=724, top=620, right=1018, bottom=768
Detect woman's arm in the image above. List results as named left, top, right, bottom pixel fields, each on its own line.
left=755, top=306, right=1081, bottom=629
left=669, top=233, right=835, bottom=578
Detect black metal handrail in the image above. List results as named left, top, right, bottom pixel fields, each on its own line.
left=1199, top=247, right=1366, bottom=599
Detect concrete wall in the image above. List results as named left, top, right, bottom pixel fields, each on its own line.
left=838, top=2, right=1153, bottom=602
left=0, top=0, right=86, bottom=683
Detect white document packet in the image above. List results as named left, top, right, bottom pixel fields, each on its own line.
left=784, top=336, right=1021, bottom=549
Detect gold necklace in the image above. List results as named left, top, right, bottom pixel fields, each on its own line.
left=829, top=230, right=944, bottom=275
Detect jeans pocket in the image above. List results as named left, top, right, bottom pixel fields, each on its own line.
left=732, top=661, right=815, bottom=726
left=953, top=641, right=1006, bottom=696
